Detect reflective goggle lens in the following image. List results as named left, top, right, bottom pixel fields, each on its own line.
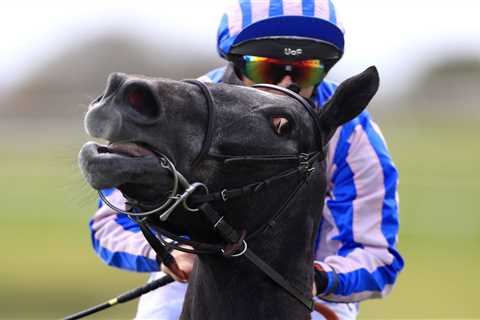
left=239, top=56, right=326, bottom=88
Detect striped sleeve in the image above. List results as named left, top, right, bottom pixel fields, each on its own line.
left=314, top=111, right=404, bottom=302
left=196, top=67, right=226, bottom=83
left=89, top=188, right=159, bottom=272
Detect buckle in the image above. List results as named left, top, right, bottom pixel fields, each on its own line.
left=299, top=153, right=309, bottom=167
left=213, top=216, right=224, bottom=229
left=221, top=189, right=228, bottom=202
left=221, top=240, right=248, bottom=258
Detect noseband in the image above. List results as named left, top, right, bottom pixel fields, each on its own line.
left=98, top=79, right=327, bottom=311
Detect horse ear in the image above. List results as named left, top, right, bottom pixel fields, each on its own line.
left=318, top=66, right=379, bottom=138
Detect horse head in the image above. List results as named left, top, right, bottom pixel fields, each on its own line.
left=78, top=66, right=379, bottom=319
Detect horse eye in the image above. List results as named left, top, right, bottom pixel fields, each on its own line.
left=125, top=84, right=159, bottom=118
left=271, top=116, right=291, bottom=136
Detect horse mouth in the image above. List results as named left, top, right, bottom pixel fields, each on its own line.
left=78, top=141, right=169, bottom=191
left=97, top=142, right=156, bottom=158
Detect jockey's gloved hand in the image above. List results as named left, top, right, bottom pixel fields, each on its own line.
left=314, top=268, right=329, bottom=294
left=313, top=263, right=338, bottom=296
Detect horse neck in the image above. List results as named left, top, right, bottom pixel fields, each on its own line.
left=181, top=191, right=323, bottom=320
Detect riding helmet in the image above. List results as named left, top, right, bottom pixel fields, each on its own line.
left=217, top=0, right=345, bottom=68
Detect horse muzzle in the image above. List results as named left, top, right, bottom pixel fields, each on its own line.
left=78, top=141, right=169, bottom=192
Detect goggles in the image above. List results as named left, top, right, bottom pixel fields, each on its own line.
left=235, top=55, right=326, bottom=88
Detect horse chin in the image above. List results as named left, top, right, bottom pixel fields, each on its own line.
left=78, top=141, right=173, bottom=196
left=117, top=182, right=171, bottom=205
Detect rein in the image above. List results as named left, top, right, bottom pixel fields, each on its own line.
left=98, top=80, right=327, bottom=313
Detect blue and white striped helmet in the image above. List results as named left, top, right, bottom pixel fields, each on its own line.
left=217, top=0, right=345, bottom=60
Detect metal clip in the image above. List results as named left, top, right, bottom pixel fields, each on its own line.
left=221, top=189, right=228, bottom=202
left=306, top=166, right=315, bottom=177
left=159, top=182, right=208, bottom=221
left=299, top=153, right=309, bottom=168
left=213, top=216, right=224, bottom=229
left=221, top=240, right=248, bottom=258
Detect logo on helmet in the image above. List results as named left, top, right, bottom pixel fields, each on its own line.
left=284, top=48, right=303, bottom=56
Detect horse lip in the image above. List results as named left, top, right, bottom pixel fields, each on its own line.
left=79, top=141, right=164, bottom=190
left=103, top=142, right=156, bottom=158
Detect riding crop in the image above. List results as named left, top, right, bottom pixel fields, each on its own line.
left=63, top=275, right=174, bottom=320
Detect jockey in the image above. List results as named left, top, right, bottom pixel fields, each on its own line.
left=89, top=1, right=404, bottom=319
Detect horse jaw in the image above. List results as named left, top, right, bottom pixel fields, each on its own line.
left=180, top=161, right=326, bottom=320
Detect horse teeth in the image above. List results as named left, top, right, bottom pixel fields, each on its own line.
left=107, top=142, right=154, bottom=157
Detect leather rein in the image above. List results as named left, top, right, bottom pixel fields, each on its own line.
left=98, top=80, right=328, bottom=313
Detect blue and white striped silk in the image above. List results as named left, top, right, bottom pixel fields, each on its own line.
left=90, top=188, right=158, bottom=272
left=89, top=67, right=403, bottom=303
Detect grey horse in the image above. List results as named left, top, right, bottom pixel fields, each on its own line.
left=78, top=66, right=379, bottom=320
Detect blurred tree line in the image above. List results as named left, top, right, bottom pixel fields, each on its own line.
left=0, top=34, right=223, bottom=120
left=0, top=33, right=478, bottom=120
left=406, top=56, right=480, bottom=116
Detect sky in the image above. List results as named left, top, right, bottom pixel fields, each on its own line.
left=1, top=0, right=480, bottom=97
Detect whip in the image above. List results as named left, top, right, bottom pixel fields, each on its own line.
left=64, top=275, right=174, bottom=320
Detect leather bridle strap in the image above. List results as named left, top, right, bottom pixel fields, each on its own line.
left=184, top=79, right=216, bottom=169
left=244, top=250, right=314, bottom=310
left=190, top=166, right=304, bottom=204
left=198, top=203, right=314, bottom=311
left=189, top=152, right=321, bottom=205
left=134, top=218, right=189, bottom=279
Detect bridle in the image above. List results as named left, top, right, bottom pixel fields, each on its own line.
left=98, top=79, right=327, bottom=311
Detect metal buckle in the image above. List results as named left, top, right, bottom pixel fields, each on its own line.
left=299, top=153, right=309, bottom=167
left=221, top=189, right=228, bottom=202
left=160, top=182, right=208, bottom=221
left=182, top=183, right=209, bottom=212
left=213, top=216, right=224, bottom=229
left=221, top=240, right=248, bottom=258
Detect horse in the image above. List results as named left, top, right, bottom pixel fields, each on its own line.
left=78, top=66, right=379, bottom=320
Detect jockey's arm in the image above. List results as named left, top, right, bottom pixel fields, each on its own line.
left=89, top=188, right=159, bottom=272
left=313, top=112, right=404, bottom=302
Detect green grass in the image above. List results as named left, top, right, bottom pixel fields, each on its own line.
left=1, top=118, right=479, bottom=319
left=359, top=118, right=480, bottom=318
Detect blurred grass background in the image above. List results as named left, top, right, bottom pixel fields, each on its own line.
left=1, top=1, right=479, bottom=317
left=1, top=115, right=478, bottom=319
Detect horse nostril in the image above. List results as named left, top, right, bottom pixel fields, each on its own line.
left=124, top=83, right=159, bottom=118
left=104, top=72, right=126, bottom=98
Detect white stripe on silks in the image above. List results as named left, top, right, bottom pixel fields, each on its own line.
left=227, top=0, right=244, bottom=37
left=370, top=121, right=388, bottom=147
left=250, top=0, right=271, bottom=23
left=315, top=204, right=342, bottom=260
left=283, top=0, right=303, bottom=15
left=95, top=219, right=155, bottom=258
left=331, top=0, right=345, bottom=33
left=92, top=189, right=154, bottom=259
left=331, top=246, right=394, bottom=274
left=326, top=126, right=341, bottom=183
left=323, top=284, right=394, bottom=302
left=101, top=188, right=126, bottom=209
left=395, top=191, right=400, bottom=211
left=321, top=248, right=390, bottom=279
left=197, top=75, right=213, bottom=83
left=347, top=124, right=389, bottom=249
left=314, top=127, right=341, bottom=260
left=314, top=0, right=330, bottom=20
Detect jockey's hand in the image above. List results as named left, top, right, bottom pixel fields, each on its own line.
left=161, top=246, right=195, bottom=283
left=313, top=263, right=329, bottom=296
